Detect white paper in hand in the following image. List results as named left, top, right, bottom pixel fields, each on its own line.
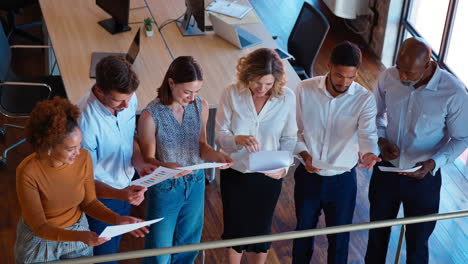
left=378, top=166, right=422, bottom=173
left=99, top=218, right=163, bottom=238
left=312, top=159, right=349, bottom=171
left=131, top=167, right=182, bottom=188
left=177, top=162, right=228, bottom=171
left=248, top=151, right=292, bottom=173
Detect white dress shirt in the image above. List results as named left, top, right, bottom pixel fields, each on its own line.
left=215, top=83, right=298, bottom=173
left=376, top=65, right=468, bottom=173
left=295, top=75, right=379, bottom=176
left=78, top=89, right=137, bottom=189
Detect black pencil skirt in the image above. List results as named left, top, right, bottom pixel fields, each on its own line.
left=220, top=168, right=283, bottom=253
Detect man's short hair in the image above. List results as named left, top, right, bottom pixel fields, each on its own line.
left=96, top=56, right=139, bottom=94
left=330, top=41, right=362, bottom=68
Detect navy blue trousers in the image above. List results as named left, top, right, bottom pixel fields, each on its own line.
left=365, top=160, right=441, bottom=264
left=87, top=198, right=131, bottom=264
left=292, top=164, right=357, bottom=264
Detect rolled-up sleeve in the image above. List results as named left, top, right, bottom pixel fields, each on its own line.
left=375, top=74, right=388, bottom=139
left=358, top=93, right=380, bottom=156
left=294, top=85, right=309, bottom=154
left=431, top=88, right=468, bottom=173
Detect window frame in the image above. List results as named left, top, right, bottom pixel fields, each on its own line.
left=395, top=0, right=460, bottom=78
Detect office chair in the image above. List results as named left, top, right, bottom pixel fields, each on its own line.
left=0, top=0, right=43, bottom=44
left=0, top=23, right=65, bottom=167
left=288, top=2, right=329, bottom=79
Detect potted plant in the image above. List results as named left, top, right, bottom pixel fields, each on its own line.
left=144, top=17, right=153, bottom=37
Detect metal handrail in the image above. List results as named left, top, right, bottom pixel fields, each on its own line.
left=47, top=210, right=468, bottom=264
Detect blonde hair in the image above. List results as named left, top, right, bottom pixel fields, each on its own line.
left=236, top=48, right=286, bottom=98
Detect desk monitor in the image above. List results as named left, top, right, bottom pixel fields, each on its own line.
left=96, top=0, right=131, bottom=34
left=89, top=28, right=140, bottom=78
left=177, top=0, right=205, bottom=36
left=209, top=13, right=261, bottom=49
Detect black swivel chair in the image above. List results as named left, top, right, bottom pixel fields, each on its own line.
left=288, top=2, right=330, bottom=79
left=0, top=23, right=65, bottom=167
left=0, top=0, right=43, bottom=43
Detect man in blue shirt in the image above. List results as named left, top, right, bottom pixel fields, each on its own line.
left=365, top=37, right=468, bottom=264
left=78, top=56, right=155, bottom=263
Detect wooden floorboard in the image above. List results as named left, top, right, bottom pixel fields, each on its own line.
left=1, top=1, right=467, bottom=264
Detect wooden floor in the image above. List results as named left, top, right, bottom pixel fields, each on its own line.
left=1, top=1, right=467, bottom=263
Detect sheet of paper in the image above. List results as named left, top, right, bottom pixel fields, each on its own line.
left=312, top=159, right=349, bottom=171
left=248, top=151, right=292, bottom=172
left=206, top=0, right=253, bottom=19
left=130, top=167, right=182, bottom=188
left=378, top=165, right=422, bottom=173
left=206, top=10, right=260, bottom=25
left=177, top=162, right=228, bottom=171
left=99, top=218, right=163, bottom=238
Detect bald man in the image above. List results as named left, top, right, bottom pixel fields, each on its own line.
left=365, top=37, right=468, bottom=264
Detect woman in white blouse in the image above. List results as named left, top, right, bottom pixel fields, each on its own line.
left=215, top=48, right=297, bottom=264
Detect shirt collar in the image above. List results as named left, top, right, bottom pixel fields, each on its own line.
left=423, top=64, right=441, bottom=91
left=89, top=85, right=114, bottom=117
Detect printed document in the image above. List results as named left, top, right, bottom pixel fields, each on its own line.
left=131, top=167, right=181, bottom=188
left=99, top=218, right=163, bottom=238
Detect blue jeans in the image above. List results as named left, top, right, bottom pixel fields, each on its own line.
left=143, top=170, right=205, bottom=264
left=292, top=165, right=357, bottom=264
left=87, top=198, right=131, bottom=264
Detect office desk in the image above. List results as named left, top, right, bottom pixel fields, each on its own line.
left=146, top=0, right=301, bottom=106
left=39, top=0, right=173, bottom=109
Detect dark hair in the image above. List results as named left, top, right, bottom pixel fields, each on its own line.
left=236, top=48, right=285, bottom=98
left=96, top=55, right=140, bottom=94
left=26, top=97, right=81, bottom=150
left=330, top=41, right=362, bottom=68
left=158, top=56, right=203, bottom=105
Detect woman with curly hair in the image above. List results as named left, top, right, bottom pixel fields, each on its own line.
left=14, top=97, right=147, bottom=263
left=215, top=48, right=297, bottom=263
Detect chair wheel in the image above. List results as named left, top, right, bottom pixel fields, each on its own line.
left=0, top=157, right=6, bottom=168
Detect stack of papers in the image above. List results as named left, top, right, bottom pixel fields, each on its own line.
left=206, top=0, right=253, bottom=19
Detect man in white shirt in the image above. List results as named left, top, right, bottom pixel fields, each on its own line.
left=365, top=37, right=468, bottom=264
left=78, top=56, right=155, bottom=263
left=292, top=41, right=380, bottom=264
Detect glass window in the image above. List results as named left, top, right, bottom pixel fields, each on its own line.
left=445, top=0, right=468, bottom=86
left=407, top=0, right=450, bottom=54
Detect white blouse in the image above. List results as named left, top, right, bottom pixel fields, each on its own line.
left=215, top=83, right=298, bottom=173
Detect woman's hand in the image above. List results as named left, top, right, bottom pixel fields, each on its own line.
left=78, top=231, right=110, bottom=246
left=213, top=152, right=234, bottom=169
left=235, top=135, right=260, bottom=153
left=160, top=162, right=192, bottom=178
left=115, top=215, right=149, bottom=238
left=264, top=168, right=286, bottom=180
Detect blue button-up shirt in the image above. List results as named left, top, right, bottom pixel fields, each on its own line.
left=78, top=89, right=137, bottom=189
left=375, top=65, right=468, bottom=173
